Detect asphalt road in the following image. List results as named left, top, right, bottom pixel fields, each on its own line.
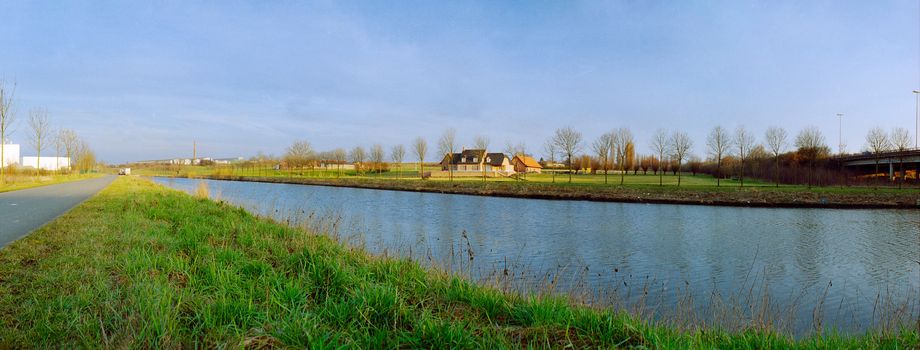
left=0, top=175, right=116, bottom=249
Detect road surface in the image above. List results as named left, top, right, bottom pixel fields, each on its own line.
left=0, top=176, right=116, bottom=248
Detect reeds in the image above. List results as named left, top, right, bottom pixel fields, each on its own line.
left=194, top=180, right=209, bottom=199
left=261, top=202, right=920, bottom=339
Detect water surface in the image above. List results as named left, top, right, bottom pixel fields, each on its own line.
left=153, top=177, right=919, bottom=335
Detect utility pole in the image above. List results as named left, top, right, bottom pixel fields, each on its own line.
left=837, top=113, right=846, bottom=187
left=914, top=91, right=919, bottom=148
left=837, top=113, right=844, bottom=155
left=193, top=140, right=197, bottom=165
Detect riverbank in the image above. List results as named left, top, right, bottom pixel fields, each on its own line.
left=0, top=173, right=104, bottom=193
left=195, top=175, right=920, bottom=209
left=0, top=177, right=914, bottom=347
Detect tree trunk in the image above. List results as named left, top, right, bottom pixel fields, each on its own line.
left=774, top=157, right=780, bottom=187
left=619, top=164, right=625, bottom=185
left=874, top=160, right=880, bottom=189
left=677, top=164, right=682, bottom=186
left=568, top=154, right=573, bottom=183
left=739, top=158, right=744, bottom=188
left=603, top=159, right=608, bottom=185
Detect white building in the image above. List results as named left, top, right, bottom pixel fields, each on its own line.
left=21, top=156, right=70, bottom=171
left=1, top=144, right=20, bottom=167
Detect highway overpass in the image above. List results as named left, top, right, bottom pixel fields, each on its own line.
left=836, top=148, right=920, bottom=178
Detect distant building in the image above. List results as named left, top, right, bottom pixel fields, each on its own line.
left=21, top=156, right=71, bottom=171
left=319, top=161, right=356, bottom=170
left=511, top=155, right=543, bottom=174
left=212, top=157, right=244, bottom=165
left=1, top=144, right=20, bottom=167
left=440, top=149, right=514, bottom=175
left=135, top=157, right=241, bottom=165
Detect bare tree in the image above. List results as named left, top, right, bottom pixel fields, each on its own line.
left=504, top=141, right=527, bottom=179
left=438, top=128, right=457, bottom=181
left=334, top=148, right=347, bottom=177
left=591, top=133, right=613, bottom=184
left=59, top=129, right=79, bottom=173
left=890, top=127, right=912, bottom=188
left=612, top=128, right=634, bottom=185
left=473, top=135, right=490, bottom=150
left=543, top=139, right=558, bottom=183
left=53, top=128, right=64, bottom=174
left=764, top=127, right=788, bottom=187
left=0, top=81, right=15, bottom=183
left=504, top=141, right=526, bottom=157
left=865, top=127, right=890, bottom=185
left=706, top=126, right=731, bottom=186
left=734, top=126, right=755, bottom=187
left=370, top=144, right=385, bottom=176
left=72, top=139, right=95, bottom=172
left=284, top=140, right=314, bottom=176
left=552, top=127, right=583, bottom=183
left=27, top=108, right=50, bottom=174
left=475, top=136, right=490, bottom=181
left=651, top=129, right=669, bottom=186
left=350, top=146, right=366, bottom=175
left=391, top=144, right=405, bottom=180
left=794, top=127, right=827, bottom=188
left=688, top=156, right=702, bottom=175
left=669, top=131, right=692, bottom=186
left=413, top=137, right=427, bottom=179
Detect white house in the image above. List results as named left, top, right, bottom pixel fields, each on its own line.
left=21, top=156, right=70, bottom=171
left=1, top=144, right=20, bottom=167
left=440, top=149, right=515, bottom=175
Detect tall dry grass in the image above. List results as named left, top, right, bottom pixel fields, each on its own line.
left=261, top=202, right=920, bottom=338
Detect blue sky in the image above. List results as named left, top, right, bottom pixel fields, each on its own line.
left=1, top=1, right=917, bottom=163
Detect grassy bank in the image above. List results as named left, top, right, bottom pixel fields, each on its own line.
left=0, top=173, right=104, bottom=193
left=191, top=174, right=920, bottom=209
left=0, top=177, right=915, bottom=348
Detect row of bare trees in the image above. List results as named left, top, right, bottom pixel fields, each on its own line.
left=544, top=127, right=693, bottom=185
left=0, top=80, right=96, bottom=183
left=282, top=140, right=415, bottom=179
left=864, top=127, right=913, bottom=188
left=277, top=122, right=915, bottom=189
left=539, top=124, right=918, bottom=188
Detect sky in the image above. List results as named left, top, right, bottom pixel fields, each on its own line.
left=0, top=1, right=918, bottom=163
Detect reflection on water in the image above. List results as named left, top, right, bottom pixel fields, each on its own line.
left=153, top=177, right=919, bottom=335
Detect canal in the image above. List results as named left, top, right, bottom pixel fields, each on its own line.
left=153, top=177, right=919, bottom=336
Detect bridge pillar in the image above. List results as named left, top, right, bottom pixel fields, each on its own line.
left=889, top=162, right=894, bottom=180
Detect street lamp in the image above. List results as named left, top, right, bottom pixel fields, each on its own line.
left=913, top=90, right=920, bottom=148
left=837, top=113, right=844, bottom=155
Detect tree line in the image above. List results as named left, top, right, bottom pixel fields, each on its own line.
left=272, top=121, right=917, bottom=189
left=0, top=80, right=96, bottom=183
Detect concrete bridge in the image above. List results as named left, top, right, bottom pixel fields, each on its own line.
left=835, top=148, right=920, bottom=177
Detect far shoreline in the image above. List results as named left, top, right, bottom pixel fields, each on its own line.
left=149, top=175, right=920, bottom=210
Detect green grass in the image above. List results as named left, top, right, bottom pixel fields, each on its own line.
left=135, top=165, right=920, bottom=209
left=0, top=173, right=104, bottom=193
left=132, top=164, right=918, bottom=195
left=0, top=176, right=915, bottom=348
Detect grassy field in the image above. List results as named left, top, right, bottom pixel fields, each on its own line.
left=133, top=163, right=764, bottom=186
left=132, top=164, right=920, bottom=209
left=0, top=176, right=915, bottom=348
left=132, top=163, right=919, bottom=195
left=0, top=173, right=104, bottom=193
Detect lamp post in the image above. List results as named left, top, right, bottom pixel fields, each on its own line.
left=837, top=113, right=844, bottom=155
left=913, top=90, right=920, bottom=149
left=836, top=113, right=846, bottom=187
